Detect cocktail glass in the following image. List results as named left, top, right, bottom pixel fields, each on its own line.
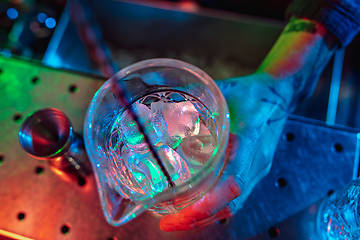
left=84, top=58, right=229, bottom=226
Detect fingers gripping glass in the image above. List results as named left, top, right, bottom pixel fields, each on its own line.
left=84, top=59, right=230, bottom=226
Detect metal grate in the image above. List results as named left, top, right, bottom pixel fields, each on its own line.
left=0, top=56, right=359, bottom=239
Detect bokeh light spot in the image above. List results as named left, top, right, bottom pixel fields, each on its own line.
left=7, top=8, right=18, bottom=20
left=45, top=17, right=56, bottom=29
left=1, top=49, right=12, bottom=58
left=37, top=13, right=47, bottom=23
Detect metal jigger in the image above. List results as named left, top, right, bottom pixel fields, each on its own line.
left=19, top=108, right=92, bottom=182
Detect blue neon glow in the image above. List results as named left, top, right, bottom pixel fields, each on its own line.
left=45, top=17, right=56, bottom=28
left=37, top=13, right=47, bottom=23
left=1, top=49, right=12, bottom=58
left=44, top=53, right=63, bottom=68
left=7, top=8, right=18, bottom=20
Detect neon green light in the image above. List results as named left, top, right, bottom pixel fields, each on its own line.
left=133, top=172, right=145, bottom=182
left=0, top=57, right=39, bottom=120
left=212, top=145, right=218, bottom=157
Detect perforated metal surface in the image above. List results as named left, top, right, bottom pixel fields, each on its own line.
left=0, top=56, right=359, bottom=239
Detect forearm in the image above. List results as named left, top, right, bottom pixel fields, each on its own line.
left=256, top=17, right=338, bottom=111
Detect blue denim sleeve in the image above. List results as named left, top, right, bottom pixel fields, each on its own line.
left=285, top=0, right=360, bottom=47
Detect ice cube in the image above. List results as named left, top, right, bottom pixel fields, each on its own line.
left=127, top=149, right=168, bottom=195
left=151, top=99, right=200, bottom=148
left=122, top=143, right=191, bottom=196
left=120, top=102, right=160, bottom=151
left=107, top=150, right=147, bottom=197
left=157, top=144, right=191, bottom=183
left=177, top=122, right=215, bottom=167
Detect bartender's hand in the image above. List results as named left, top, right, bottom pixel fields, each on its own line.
left=160, top=17, right=337, bottom=231
left=159, top=73, right=291, bottom=231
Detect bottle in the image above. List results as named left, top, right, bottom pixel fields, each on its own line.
left=317, top=178, right=360, bottom=239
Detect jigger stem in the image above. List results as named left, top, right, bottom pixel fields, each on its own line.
left=19, top=108, right=92, bottom=178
